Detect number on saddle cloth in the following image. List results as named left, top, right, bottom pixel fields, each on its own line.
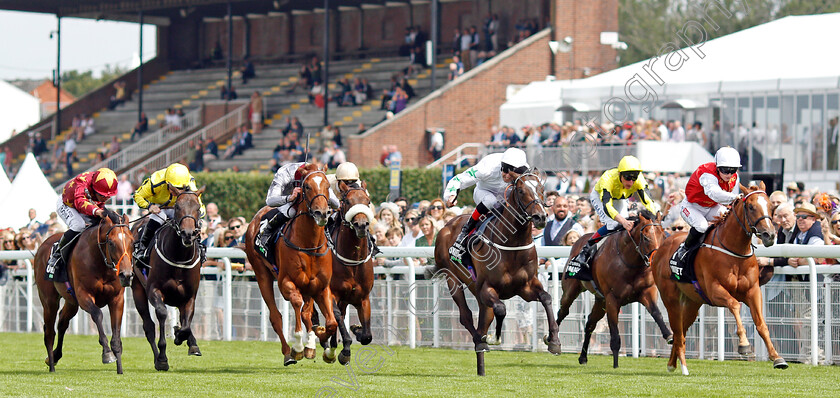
left=669, top=231, right=707, bottom=283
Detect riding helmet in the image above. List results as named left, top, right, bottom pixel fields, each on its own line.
left=92, top=168, right=118, bottom=197
left=164, top=163, right=192, bottom=189
left=336, top=162, right=360, bottom=181
left=617, top=156, right=642, bottom=173
left=714, top=147, right=742, bottom=168
left=500, top=148, right=529, bottom=172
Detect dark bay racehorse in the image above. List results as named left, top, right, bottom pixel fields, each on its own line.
left=131, top=185, right=205, bottom=371
left=244, top=164, right=338, bottom=366
left=557, top=209, right=672, bottom=368
left=432, top=170, right=560, bottom=376
left=320, top=180, right=376, bottom=365
left=652, top=183, right=788, bottom=375
left=34, top=210, right=134, bottom=374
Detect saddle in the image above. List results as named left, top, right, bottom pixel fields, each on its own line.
left=565, top=228, right=622, bottom=282
left=669, top=230, right=710, bottom=283
left=48, top=222, right=96, bottom=283
left=254, top=208, right=287, bottom=267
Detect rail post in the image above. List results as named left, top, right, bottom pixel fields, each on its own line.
left=223, top=257, right=232, bottom=341
left=808, top=258, right=818, bottom=365
left=25, top=259, right=33, bottom=332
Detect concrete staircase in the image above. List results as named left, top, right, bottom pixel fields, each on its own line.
left=204, top=57, right=451, bottom=172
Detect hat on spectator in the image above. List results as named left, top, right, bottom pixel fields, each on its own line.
left=793, top=202, right=821, bottom=219
left=378, top=202, right=400, bottom=218
left=786, top=182, right=800, bottom=191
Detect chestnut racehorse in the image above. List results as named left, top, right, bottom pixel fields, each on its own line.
left=557, top=209, right=672, bottom=368
left=34, top=210, right=134, bottom=374
left=131, top=186, right=205, bottom=371
left=651, top=183, right=788, bottom=375
left=432, top=170, right=560, bottom=376
left=244, top=164, right=338, bottom=366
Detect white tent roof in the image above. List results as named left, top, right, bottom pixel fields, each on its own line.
left=568, top=13, right=840, bottom=91
left=499, top=80, right=570, bottom=129
left=0, top=80, right=40, bottom=142
left=0, top=153, right=58, bottom=229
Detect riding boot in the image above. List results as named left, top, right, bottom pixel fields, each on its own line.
left=134, top=219, right=162, bottom=263
left=571, top=238, right=597, bottom=267
left=449, top=216, right=479, bottom=264
left=674, top=227, right=703, bottom=263
left=46, top=230, right=80, bottom=281
left=257, top=211, right=289, bottom=253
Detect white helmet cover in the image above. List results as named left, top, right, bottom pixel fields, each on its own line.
left=501, top=148, right=529, bottom=169
left=335, top=162, right=360, bottom=181
left=715, top=146, right=741, bottom=168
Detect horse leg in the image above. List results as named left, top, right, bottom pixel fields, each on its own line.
left=675, top=300, right=701, bottom=376
left=148, top=288, right=170, bottom=371
left=330, top=302, right=349, bottom=365
left=446, top=279, right=482, bottom=351
left=557, top=277, right=583, bottom=326
left=78, top=293, right=116, bottom=366
left=281, top=279, right=306, bottom=362
left=176, top=297, right=201, bottom=356
left=301, top=298, right=317, bottom=360
left=744, top=286, right=788, bottom=369
left=639, top=287, right=673, bottom=344
left=478, top=286, right=504, bottom=346
left=107, top=293, right=125, bottom=374
left=604, top=295, right=623, bottom=368
left=354, top=298, right=374, bottom=345
left=523, top=280, right=562, bottom=355
left=314, top=288, right=339, bottom=364
left=131, top=280, right=160, bottom=365
left=709, top=284, right=752, bottom=355
left=252, top=270, right=293, bottom=366
left=40, top=294, right=60, bottom=372
left=579, top=299, right=606, bottom=365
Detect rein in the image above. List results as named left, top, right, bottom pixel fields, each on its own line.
left=618, top=221, right=661, bottom=268
left=279, top=170, right=330, bottom=257
left=154, top=190, right=202, bottom=268
left=327, top=187, right=375, bottom=266
left=710, top=190, right=767, bottom=258
left=479, top=171, right=544, bottom=251
left=97, top=221, right=132, bottom=272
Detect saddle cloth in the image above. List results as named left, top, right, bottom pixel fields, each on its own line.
left=255, top=208, right=285, bottom=266
left=564, top=237, right=609, bottom=282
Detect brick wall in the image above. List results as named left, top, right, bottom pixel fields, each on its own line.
left=346, top=30, right=552, bottom=168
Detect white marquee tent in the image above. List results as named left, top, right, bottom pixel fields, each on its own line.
left=0, top=166, right=10, bottom=200
left=0, top=80, right=40, bottom=143
left=0, top=153, right=58, bottom=229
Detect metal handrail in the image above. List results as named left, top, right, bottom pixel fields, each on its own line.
left=120, top=103, right=249, bottom=183
left=425, top=143, right=483, bottom=169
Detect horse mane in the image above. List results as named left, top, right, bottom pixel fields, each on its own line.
left=638, top=209, right=656, bottom=223
left=96, top=208, right=121, bottom=225
left=299, top=163, right=320, bottom=176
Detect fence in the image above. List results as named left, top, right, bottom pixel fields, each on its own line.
left=1, top=245, right=838, bottom=366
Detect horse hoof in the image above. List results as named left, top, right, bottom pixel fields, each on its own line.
left=666, top=335, right=674, bottom=345
left=482, top=335, right=500, bottom=345
left=773, top=358, right=789, bottom=369
left=155, top=361, right=169, bottom=371
left=292, top=349, right=304, bottom=361
left=547, top=342, right=562, bottom=355
left=102, top=352, right=117, bottom=364
left=475, top=343, right=489, bottom=353
left=578, top=356, right=588, bottom=365
left=667, top=365, right=676, bottom=373
left=188, top=346, right=202, bottom=356
left=738, top=344, right=752, bottom=356
left=323, top=352, right=336, bottom=364
left=350, top=324, right=362, bottom=335
left=284, top=355, right=297, bottom=366
left=681, top=364, right=689, bottom=376
left=304, top=348, right=316, bottom=360
left=338, top=351, right=351, bottom=366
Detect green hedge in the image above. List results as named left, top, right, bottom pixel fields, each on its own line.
left=195, top=168, right=475, bottom=220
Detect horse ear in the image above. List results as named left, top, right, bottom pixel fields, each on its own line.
left=196, top=185, right=206, bottom=196
left=168, top=184, right=182, bottom=197
left=656, top=211, right=663, bottom=222
left=361, top=180, right=367, bottom=190
left=739, top=183, right=749, bottom=193
left=757, top=181, right=766, bottom=191
left=121, top=214, right=129, bottom=224
left=338, top=180, right=349, bottom=192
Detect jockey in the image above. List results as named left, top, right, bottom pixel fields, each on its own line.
left=46, top=168, right=119, bottom=281
left=133, top=163, right=206, bottom=262
left=672, top=147, right=741, bottom=264
left=444, top=147, right=530, bottom=264
left=255, top=162, right=340, bottom=253
left=570, top=155, right=657, bottom=267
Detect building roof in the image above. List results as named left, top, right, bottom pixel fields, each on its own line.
left=565, top=12, right=840, bottom=94
left=29, top=80, right=76, bottom=104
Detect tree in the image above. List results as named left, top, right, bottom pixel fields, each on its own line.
left=60, top=65, right=128, bottom=97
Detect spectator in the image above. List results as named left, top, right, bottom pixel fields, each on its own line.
left=203, top=138, right=219, bottom=162
left=24, top=208, right=40, bottom=231
left=31, top=132, right=48, bottom=158
left=286, top=62, right=313, bottom=93
left=64, top=136, right=77, bottom=176
left=221, top=85, right=238, bottom=100
left=384, top=145, right=402, bottom=166
left=414, top=215, right=439, bottom=266
left=107, top=136, right=121, bottom=158
left=239, top=57, right=255, bottom=84
left=541, top=197, right=584, bottom=246
left=83, top=115, right=96, bottom=137
left=109, top=81, right=127, bottom=110
left=459, top=28, right=473, bottom=71
left=282, top=117, right=304, bottom=137
left=115, top=175, right=134, bottom=208
left=400, top=209, right=422, bottom=247
left=377, top=202, right=402, bottom=231
left=427, top=198, right=447, bottom=230
left=429, top=128, right=444, bottom=161
left=250, top=91, right=264, bottom=134
left=352, top=77, right=369, bottom=104
left=188, top=140, right=205, bottom=172
left=204, top=203, right=223, bottom=232
left=131, top=113, right=149, bottom=142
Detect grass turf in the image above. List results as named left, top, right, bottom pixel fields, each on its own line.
left=1, top=332, right=838, bottom=397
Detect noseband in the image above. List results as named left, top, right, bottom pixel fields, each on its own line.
left=97, top=222, right=131, bottom=271
left=328, top=186, right=376, bottom=266
left=298, top=171, right=329, bottom=219
left=166, top=190, right=202, bottom=243
left=506, top=172, right=545, bottom=221
left=733, top=190, right=772, bottom=235
left=623, top=221, right=661, bottom=267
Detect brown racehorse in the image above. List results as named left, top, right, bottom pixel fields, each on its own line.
left=557, top=209, right=672, bottom=368
left=244, top=163, right=338, bottom=366
left=131, top=186, right=205, bottom=371
left=651, top=183, right=788, bottom=375
left=34, top=210, right=134, bottom=374
left=321, top=180, right=376, bottom=365
left=432, top=170, right=560, bottom=376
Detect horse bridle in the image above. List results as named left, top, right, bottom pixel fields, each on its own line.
left=280, top=170, right=330, bottom=256
left=623, top=221, right=662, bottom=266
left=167, top=190, right=202, bottom=243
left=97, top=221, right=132, bottom=271
left=329, top=186, right=375, bottom=266
left=298, top=170, right=329, bottom=220
left=712, top=190, right=770, bottom=257
left=507, top=171, right=546, bottom=221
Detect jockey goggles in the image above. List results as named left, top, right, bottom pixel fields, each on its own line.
left=717, top=166, right=739, bottom=175
left=620, top=171, right=640, bottom=181
left=501, top=163, right=528, bottom=175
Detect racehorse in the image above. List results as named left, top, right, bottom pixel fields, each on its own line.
left=651, top=183, right=788, bottom=375
left=557, top=209, right=672, bottom=368
left=319, top=180, right=376, bottom=365
left=244, top=163, right=338, bottom=366
left=432, top=169, right=560, bottom=376
left=131, top=185, right=205, bottom=371
left=34, top=210, right=134, bottom=374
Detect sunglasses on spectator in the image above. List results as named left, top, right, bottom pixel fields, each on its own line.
left=831, top=220, right=840, bottom=225
left=405, top=217, right=419, bottom=224
left=717, top=167, right=738, bottom=175
left=224, top=236, right=234, bottom=241
left=430, top=205, right=444, bottom=210
left=795, top=214, right=813, bottom=220
left=229, top=224, right=242, bottom=229
left=670, top=226, right=685, bottom=231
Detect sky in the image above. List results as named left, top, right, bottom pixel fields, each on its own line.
left=0, top=10, right=157, bottom=81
